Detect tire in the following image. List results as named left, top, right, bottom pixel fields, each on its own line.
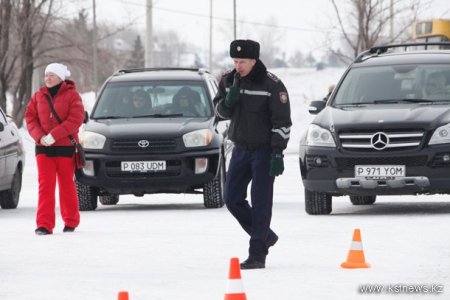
left=203, top=160, right=225, bottom=208
left=99, top=194, right=119, bottom=205
left=304, top=188, right=332, bottom=215
left=76, top=180, right=98, bottom=211
left=0, top=167, right=22, bottom=209
left=350, top=195, right=376, bottom=205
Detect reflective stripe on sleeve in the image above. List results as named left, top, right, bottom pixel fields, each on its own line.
left=214, top=102, right=228, bottom=119
left=272, top=126, right=291, bottom=139
left=242, top=89, right=271, bottom=96
left=225, top=88, right=271, bottom=97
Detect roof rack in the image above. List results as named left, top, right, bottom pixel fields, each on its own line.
left=114, top=67, right=210, bottom=75
left=354, top=41, right=450, bottom=63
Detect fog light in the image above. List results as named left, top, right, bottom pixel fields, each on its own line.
left=443, top=154, right=450, bottom=163
left=195, top=158, right=208, bottom=174
left=82, top=160, right=95, bottom=176
left=314, top=157, right=323, bottom=166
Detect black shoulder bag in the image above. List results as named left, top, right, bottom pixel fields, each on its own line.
left=45, top=95, right=86, bottom=169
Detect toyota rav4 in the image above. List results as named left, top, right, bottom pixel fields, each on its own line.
left=76, top=68, right=231, bottom=210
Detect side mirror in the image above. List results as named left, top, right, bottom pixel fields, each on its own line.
left=84, top=111, right=89, bottom=123
left=308, top=100, right=327, bottom=115
left=0, top=122, right=4, bottom=132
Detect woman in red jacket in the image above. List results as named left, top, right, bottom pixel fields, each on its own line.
left=25, top=63, right=85, bottom=235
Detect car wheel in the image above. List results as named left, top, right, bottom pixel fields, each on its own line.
left=76, top=180, right=98, bottom=211
left=350, top=195, right=376, bottom=205
left=203, top=159, right=225, bottom=208
left=304, top=188, right=332, bottom=215
left=0, top=167, right=22, bottom=209
left=99, top=194, right=119, bottom=205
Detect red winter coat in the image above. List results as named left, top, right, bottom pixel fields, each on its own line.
left=25, top=80, right=84, bottom=146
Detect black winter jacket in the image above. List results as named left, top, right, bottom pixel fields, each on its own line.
left=213, top=60, right=292, bottom=152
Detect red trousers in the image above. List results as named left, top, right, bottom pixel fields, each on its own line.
left=36, top=154, right=80, bottom=232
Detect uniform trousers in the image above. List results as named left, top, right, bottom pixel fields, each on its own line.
left=224, top=146, right=277, bottom=262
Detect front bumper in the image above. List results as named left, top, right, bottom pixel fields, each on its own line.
left=299, top=144, right=450, bottom=196
left=77, top=148, right=221, bottom=195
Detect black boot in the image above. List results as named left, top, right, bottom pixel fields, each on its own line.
left=63, top=226, right=75, bottom=233
left=35, top=227, right=51, bottom=235
left=267, top=234, right=279, bottom=248
left=240, top=257, right=265, bottom=269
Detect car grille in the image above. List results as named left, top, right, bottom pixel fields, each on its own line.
left=338, top=129, right=425, bottom=152
left=105, top=160, right=181, bottom=177
left=111, top=139, right=177, bottom=152
left=335, top=156, right=428, bottom=170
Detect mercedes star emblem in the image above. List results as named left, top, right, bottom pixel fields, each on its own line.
left=370, top=132, right=389, bottom=150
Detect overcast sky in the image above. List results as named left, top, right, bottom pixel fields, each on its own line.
left=65, top=0, right=450, bottom=59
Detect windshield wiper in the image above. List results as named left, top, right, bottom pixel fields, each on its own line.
left=334, top=98, right=436, bottom=106
left=334, top=103, right=369, bottom=107
left=373, top=99, right=434, bottom=104
left=131, top=113, right=184, bottom=118
left=429, top=99, right=450, bottom=103
left=396, top=98, right=435, bottom=103
left=92, top=116, right=128, bottom=119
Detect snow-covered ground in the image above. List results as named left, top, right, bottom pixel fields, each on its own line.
left=1, top=67, right=449, bottom=300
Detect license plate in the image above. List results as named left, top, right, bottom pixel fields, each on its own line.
left=121, top=161, right=166, bottom=172
left=355, top=165, right=405, bottom=179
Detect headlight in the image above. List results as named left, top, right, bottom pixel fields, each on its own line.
left=183, top=129, right=212, bottom=147
left=80, top=131, right=106, bottom=149
left=306, top=124, right=336, bottom=147
left=429, top=124, right=450, bottom=145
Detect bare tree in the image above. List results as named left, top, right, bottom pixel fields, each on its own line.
left=0, top=0, right=54, bottom=126
left=11, top=0, right=54, bottom=127
left=38, top=12, right=145, bottom=91
left=154, top=29, right=188, bottom=67
left=4, top=3, right=139, bottom=125
left=0, top=0, right=15, bottom=112
left=1, top=1, right=195, bottom=127
left=127, top=35, right=145, bottom=69
left=234, top=16, right=286, bottom=68
left=255, top=17, right=285, bottom=68
left=330, top=0, right=431, bottom=62
left=288, top=51, right=305, bottom=68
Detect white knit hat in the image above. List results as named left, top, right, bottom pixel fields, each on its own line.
left=45, top=63, right=71, bottom=80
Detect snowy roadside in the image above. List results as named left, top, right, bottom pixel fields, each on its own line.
left=2, top=67, right=448, bottom=300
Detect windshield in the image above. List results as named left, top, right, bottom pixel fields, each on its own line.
left=92, top=81, right=213, bottom=119
left=333, top=64, right=450, bottom=106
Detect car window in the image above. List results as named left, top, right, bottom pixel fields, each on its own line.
left=92, top=81, right=213, bottom=118
left=333, top=64, right=450, bottom=105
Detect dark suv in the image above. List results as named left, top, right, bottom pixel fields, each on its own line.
left=300, top=42, right=450, bottom=214
left=76, top=68, right=231, bottom=210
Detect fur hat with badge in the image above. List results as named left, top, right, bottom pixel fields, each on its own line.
left=45, top=63, right=71, bottom=81
left=229, top=39, right=260, bottom=59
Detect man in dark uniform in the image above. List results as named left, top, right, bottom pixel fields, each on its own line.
left=213, top=39, right=292, bottom=269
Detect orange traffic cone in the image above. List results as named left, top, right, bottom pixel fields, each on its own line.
left=118, top=291, right=129, bottom=300
left=341, top=228, right=371, bottom=268
left=224, top=257, right=247, bottom=300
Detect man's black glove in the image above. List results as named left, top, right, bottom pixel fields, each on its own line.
left=269, top=152, right=284, bottom=177
left=225, top=72, right=240, bottom=108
